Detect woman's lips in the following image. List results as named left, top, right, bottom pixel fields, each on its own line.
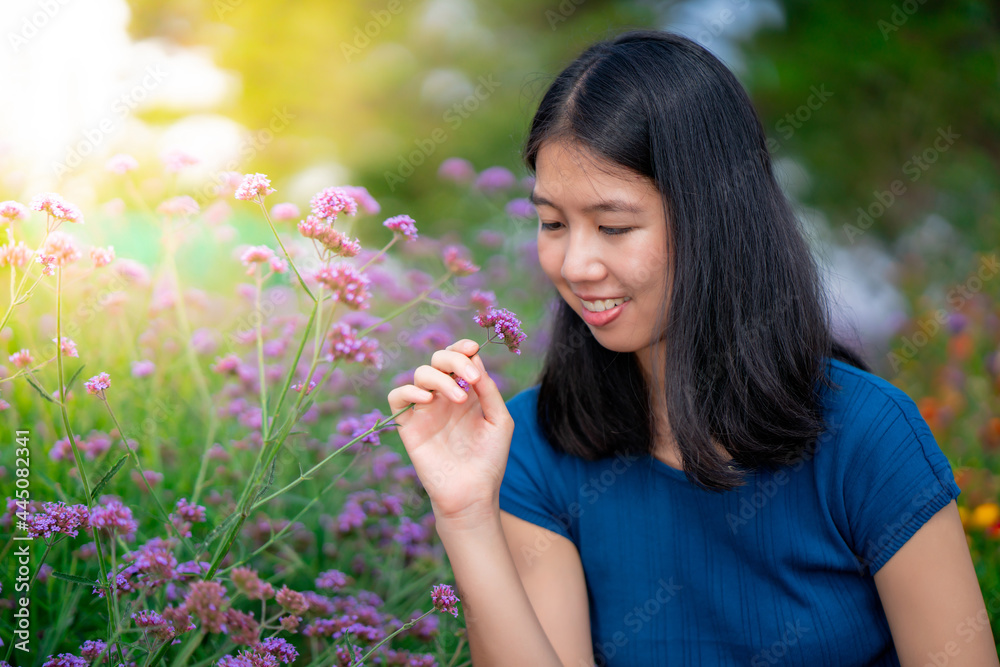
left=580, top=299, right=628, bottom=326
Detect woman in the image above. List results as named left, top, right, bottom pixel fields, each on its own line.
left=387, top=30, right=999, bottom=666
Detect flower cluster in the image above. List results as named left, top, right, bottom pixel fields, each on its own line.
left=309, top=187, right=357, bottom=221
left=312, top=263, right=371, bottom=309
left=474, top=307, right=527, bottom=355
left=383, top=214, right=419, bottom=242
left=25, top=502, right=91, bottom=539
left=297, top=216, right=362, bottom=257
left=30, top=193, right=83, bottom=224
left=326, top=322, right=382, bottom=367
left=235, top=173, right=276, bottom=201
left=84, top=372, right=111, bottom=396
left=442, top=245, right=480, bottom=276
left=431, top=583, right=460, bottom=618
left=239, top=245, right=287, bottom=276
left=0, top=200, right=28, bottom=222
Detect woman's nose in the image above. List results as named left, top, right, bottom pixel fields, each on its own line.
left=561, top=230, right=607, bottom=282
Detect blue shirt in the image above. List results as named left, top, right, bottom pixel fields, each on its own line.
left=498, top=357, right=961, bottom=666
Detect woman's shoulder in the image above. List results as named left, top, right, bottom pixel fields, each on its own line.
left=821, top=357, right=929, bottom=434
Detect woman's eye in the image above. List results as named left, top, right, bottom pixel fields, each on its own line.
left=601, top=227, right=633, bottom=236
left=540, top=222, right=563, bottom=231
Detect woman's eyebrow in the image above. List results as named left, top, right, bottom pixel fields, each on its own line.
left=529, top=192, right=644, bottom=214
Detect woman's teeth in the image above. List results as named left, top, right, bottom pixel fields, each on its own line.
left=581, top=296, right=630, bottom=312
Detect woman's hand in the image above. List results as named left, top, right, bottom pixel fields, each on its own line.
left=387, top=338, right=514, bottom=529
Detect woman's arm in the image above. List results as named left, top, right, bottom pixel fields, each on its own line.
left=874, top=499, right=1000, bottom=666
left=435, top=511, right=588, bottom=667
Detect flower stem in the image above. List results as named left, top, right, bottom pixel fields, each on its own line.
left=54, top=267, right=126, bottom=665
left=357, top=236, right=397, bottom=273
left=359, top=271, right=453, bottom=336
left=255, top=269, right=270, bottom=441
left=256, top=196, right=315, bottom=302
left=351, top=609, right=437, bottom=666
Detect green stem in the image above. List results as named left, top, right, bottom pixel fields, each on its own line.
left=54, top=267, right=125, bottom=665
left=101, top=399, right=200, bottom=558
left=256, top=195, right=315, bottom=302
left=357, top=236, right=397, bottom=273
left=351, top=609, right=438, bottom=666
left=255, top=269, right=270, bottom=441
left=251, top=403, right=411, bottom=510
left=359, top=271, right=454, bottom=336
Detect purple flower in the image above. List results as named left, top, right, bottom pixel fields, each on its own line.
left=474, top=307, right=527, bottom=355
left=41, top=654, right=88, bottom=667
left=437, top=157, right=475, bottom=183
left=342, top=185, right=380, bottom=215
left=90, top=498, right=138, bottom=541
left=26, top=502, right=90, bottom=539
left=315, top=569, right=348, bottom=592
left=505, top=197, right=535, bottom=219
left=79, top=640, right=107, bottom=661
left=474, top=166, right=516, bottom=192
left=309, top=187, right=358, bottom=221
left=431, top=583, right=460, bottom=618
left=383, top=214, right=419, bottom=242
left=255, top=637, right=298, bottom=664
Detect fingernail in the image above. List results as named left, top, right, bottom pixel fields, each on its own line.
left=465, top=365, right=480, bottom=381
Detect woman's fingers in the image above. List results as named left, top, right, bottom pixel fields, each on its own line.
left=386, top=385, right=434, bottom=417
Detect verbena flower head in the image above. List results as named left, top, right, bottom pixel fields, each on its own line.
left=0, top=200, right=28, bottom=223
left=474, top=307, right=527, bottom=355
left=158, top=196, right=200, bottom=217
left=269, top=202, right=299, bottom=221
left=474, top=166, right=516, bottom=192
left=312, top=263, right=371, bottom=310
left=25, top=502, right=91, bottom=539
left=297, top=216, right=361, bottom=257
left=442, top=245, right=479, bottom=276
left=42, top=231, right=81, bottom=266
left=9, top=349, right=32, bottom=368
left=255, top=637, right=298, bottom=665
left=325, top=322, right=382, bottom=367
left=309, top=187, right=357, bottom=222
left=132, top=360, right=155, bottom=378
left=90, top=497, right=138, bottom=540
left=469, top=289, right=496, bottom=313
left=0, top=242, right=33, bottom=268
left=105, top=153, right=138, bottom=175
left=341, top=185, right=380, bottom=215
left=29, top=193, right=83, bottom=224
left=52, top=337, right=79, bottom=358
left=162, top=149, right=199, bottom=172
left=84, top=372, right=111, bottom=396
left=79, top=640, right=106, bottom=661
left=183, top=580, right=230, bottom=632
left=505, top=197, right=535, bottom=219
left=315, top=569, right=347, bottom=592
left=90, top=246, right=115, bottom=268
left=437, top=157, right=475, bottom=183
left=430, top=583, right=460, bottom=618
left=239, top=245, right=276, bottom=275
left=41, top=654, right=88, bottom=667
left=235, top=173, right=276, bottom=201
left=383, top=214, right=419, bottom=242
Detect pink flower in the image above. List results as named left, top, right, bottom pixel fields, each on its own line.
left=442, top=244, right=480, bottom=276
left=505, top=197, right=535, bottom=219
left=36, top=253, right=56, bottom=276
left=84, top=372, right=111, bottom=396
left=79, top=640, right=107, bottom=661
left=42, top=654, right=88, bottom=667
left=341, top=185, right=380, bottom=215
left=105, top=153, right=138, bottom=175
left=291, top=380, right=316, bottom=395
left=315, top=569, right=347, bottom=591
left=309, top=187, right=357, bottom=221
left=430, top=583, right=460, bottom=617
left=474, top=166, right=516, bottom=192
left=183, top=581, right=230, bottom=632
left=269, top=202, right=299, bottom=221
left=438, top=157, right=475, bottom=183
left=469, top=289, right=496, bottom=313
left=0, top=200, right=28, bottom=223
left=29, top=193, right=84, bottom=224
left=52, top=337, right=79, bottom=358
left=158, top=196, right=199, bottom=217
left=0, top=399, right=10, bottom=411
left=235, top=173, right=276, bottom=201
left=9, top=349, right=32, bottom=368
left=211, top=354, right=241, bottom=374
left=131, top=359, right=156, bottom=377
left=325, top=322, right=382, bottom=367
left=474, top=307, right=527, bottom=355
left=275, top=586, right=309, bottom=615
left=90, top=246, right=115, bottom=268
left=297, top=216, right=361, bottom=257
left=41, top=231, right=81, bottom=266
left=162, top=149, right=200, bottom=172
left=0, top=242, right=33, bottom=268
left=25, top=502, right=90, bottom=539
left=239, top=245, right=276, bottom=275
left=231, top=567, right=275, bottom=601
left=311, top=264, right=371, bottom=310
left=383, top=214, right=419, bottom=242
left=90, top=498, right=137, bottom=540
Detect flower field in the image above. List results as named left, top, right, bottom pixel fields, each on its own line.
left=0, top=151, right=997, bottom=665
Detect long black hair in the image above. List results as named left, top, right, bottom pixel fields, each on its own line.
left=524, top=30, right=870, bottom=491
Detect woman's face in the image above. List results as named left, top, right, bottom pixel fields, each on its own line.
left=533, top=140, right=671, bottom=375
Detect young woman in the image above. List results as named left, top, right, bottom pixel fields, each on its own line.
left=387, top=30, right=999, bottom=666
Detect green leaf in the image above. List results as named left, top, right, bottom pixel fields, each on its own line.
left=64, top=364, right=86, bottom=394
left=91, top=454, right=129, bottom=501
left=52, top=571, right=100, bottom=587
left=202, top=511, right=237, bottom=548
left=25, top=375, right=56, bottom=404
